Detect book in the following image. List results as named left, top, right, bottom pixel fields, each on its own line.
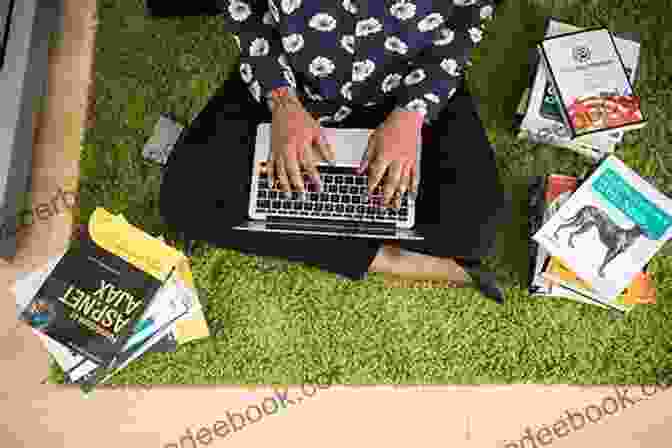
left=528, top=174, right=578, bottom=294
left=515, top=18, right=641, bottom=159
left=19, top=211, right=167, bottom=367
left=532, top=156, right=672, bottom=308
left=527, top=175, right=548, bottom=289
left=529, top=174, right=656, bottom=310
left=537, top=27, right=647, bottom=139
left=14, top=250, right=177, bottom=354
left=12, top=210, right=210, bottom=386
left=541, top=256, right=655, bottom=308
left=156, top=235, right=210, bottom=345
left=81, top=212, right=210, bottom=345
left=74, top=274, right=193, bottom=390
left=19, top=262, right=199, bottom=385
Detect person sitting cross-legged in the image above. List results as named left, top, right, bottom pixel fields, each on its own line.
left=157, top=0, right=509, bottom=302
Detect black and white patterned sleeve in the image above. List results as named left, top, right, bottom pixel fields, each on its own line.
left=222, top=0, right=296, bottom=103
left=394, top=0, right=496, bottom=123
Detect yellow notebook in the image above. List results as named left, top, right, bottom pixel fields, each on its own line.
left=89, top=208, right=210, bottom=343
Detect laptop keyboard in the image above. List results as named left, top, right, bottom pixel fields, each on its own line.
left=254, top=164, right=410, bottom=224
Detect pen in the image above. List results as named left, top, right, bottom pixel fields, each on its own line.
left=123, top=317, right=156, bottom=350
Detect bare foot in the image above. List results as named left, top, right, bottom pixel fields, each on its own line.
left=369, top=243, right=471, bottom=284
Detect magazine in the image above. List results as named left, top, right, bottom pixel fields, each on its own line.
left=533, top=156, right=672, bottom=306
left=538, top=27, right=647, bottom=138
left=516, top=18, right=641, bottom=159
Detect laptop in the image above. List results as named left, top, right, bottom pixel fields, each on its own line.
left=233, top=123, right=424, bottom=240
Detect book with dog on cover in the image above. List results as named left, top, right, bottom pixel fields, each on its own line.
left=537, top=28, right=647, bottom=139
left=19, top=208, right=168, bottom=367
left=533, top=156, right=672, bottom=306
left=528, top=174, right=656, bottom=310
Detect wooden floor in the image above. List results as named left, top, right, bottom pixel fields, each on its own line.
left=0, top=0, right=96, bottom=399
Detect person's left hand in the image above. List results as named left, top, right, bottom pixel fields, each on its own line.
left=358, top=109, right=423, bottom=208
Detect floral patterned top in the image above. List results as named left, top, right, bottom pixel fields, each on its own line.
left=224, top=0, right=495, bottom=124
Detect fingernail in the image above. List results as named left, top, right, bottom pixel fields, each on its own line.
left=357, top=160, right=367, bottom=174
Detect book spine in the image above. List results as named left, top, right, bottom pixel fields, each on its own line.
left=607, top=30, right=637, bottom=97
left=528, top=175, right=547, bottom=293
left=541, top=271, right=626, bottom=311
left=537, top=45, right=577, bottom=139
left=531, top=174, right=583, bottom=295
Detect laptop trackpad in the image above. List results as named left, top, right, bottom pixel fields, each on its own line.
left=320, top=127, right=372, bottom=164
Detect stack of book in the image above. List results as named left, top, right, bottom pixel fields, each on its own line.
left=12, top=207, right=210, bottom=392
left=528, top=156, right=671, bottom=313
left=514, top=18, right=671, bottom=314
left=514, top=18, right=644, bottom=160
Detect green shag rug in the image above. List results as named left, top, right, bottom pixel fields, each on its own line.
left=50, top=0, right=672, bottom=386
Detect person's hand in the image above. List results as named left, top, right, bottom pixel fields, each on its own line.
left=358, top=109, right=423, bottom=208
left=268, top=89, right=335, bottom=192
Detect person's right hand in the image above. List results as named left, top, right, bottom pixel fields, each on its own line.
left=268, top=90, right=335, bottom=192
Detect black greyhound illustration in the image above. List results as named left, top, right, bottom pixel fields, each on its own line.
left=553, top=205, right=649, bottom=278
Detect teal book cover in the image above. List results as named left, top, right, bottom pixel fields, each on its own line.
left=532, top=156, right=672, bottom=304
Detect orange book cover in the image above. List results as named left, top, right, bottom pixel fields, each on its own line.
left=622, top=272, right=656, bottom=304
left=546, top=256, right=655, bottom=305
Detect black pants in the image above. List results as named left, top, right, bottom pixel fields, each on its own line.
left=160, top=68, right=507, bottom=280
